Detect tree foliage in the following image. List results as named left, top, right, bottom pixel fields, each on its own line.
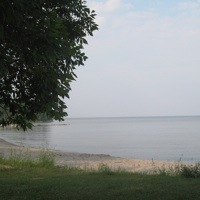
left=0, top=0, right=98, bottom=130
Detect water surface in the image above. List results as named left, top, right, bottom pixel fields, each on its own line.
left=0, top=116, right=200, bottom=163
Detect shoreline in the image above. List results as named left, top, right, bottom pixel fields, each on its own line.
left=0, top=138, right=191, bottom=173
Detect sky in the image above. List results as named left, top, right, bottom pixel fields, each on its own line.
left=66, top=0, right=200, bottom=118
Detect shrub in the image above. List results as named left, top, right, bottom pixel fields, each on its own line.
left=180, top=163, right=200, bottom=178
left=98, top=163, right=114, bottom=175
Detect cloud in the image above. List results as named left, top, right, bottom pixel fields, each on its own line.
left=103, top=0, right=123, bottom=13
left=89, top=0, right=200, bottom=59
left=88, top=0, right=131, bottom=13
left=87, top=0, right=132, bottom=26
left=178, top=0, right=200, bottom=12
left=68, top=0, right=200, bottom=117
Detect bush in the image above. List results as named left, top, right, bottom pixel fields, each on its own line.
left=98, top=163, right=114, bottom=175
left=180, top=163, right=200, bottom=178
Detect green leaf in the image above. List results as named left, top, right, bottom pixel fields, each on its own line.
left=0, top=0, right=98, bottom=130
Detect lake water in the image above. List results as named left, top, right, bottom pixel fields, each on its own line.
left=0, top=116, right=200, bottom=163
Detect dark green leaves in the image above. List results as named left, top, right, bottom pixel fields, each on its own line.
left=0, top=0, right=98, bottom=130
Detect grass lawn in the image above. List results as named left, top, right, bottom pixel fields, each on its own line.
left=1, top=166, right=200, bottom=200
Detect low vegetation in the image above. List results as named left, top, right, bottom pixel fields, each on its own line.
left=151, top=159, right=200, bottom=178
left=0, top=150, right=200, bottom=200
left=0, top=148, right=55, bottom=168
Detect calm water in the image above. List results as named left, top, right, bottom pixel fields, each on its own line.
left=0, top=116, right=200, bottom=163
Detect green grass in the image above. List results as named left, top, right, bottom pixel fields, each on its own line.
left=1, top=167, right=200, bottom=200
left=1, top=151, right=200, bottom=200
left=0, top=147, right=55, bottom=168
left=0, top=166, right=200, bottom=199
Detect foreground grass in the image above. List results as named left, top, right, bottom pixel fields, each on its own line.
left=1, top=150, right=200, bottom=200
left=1, top=165, right=200, bottom=200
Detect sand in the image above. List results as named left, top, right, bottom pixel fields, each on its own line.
left=0, top=138, right=188, bottom=173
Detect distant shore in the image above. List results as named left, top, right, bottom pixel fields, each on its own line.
left=0, top=138, right=191, bottom=173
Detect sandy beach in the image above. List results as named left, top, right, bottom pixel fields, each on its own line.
left=0, top=138, right=188, bottom=173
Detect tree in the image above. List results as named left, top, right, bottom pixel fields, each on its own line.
left=0, top=0, right=98, bottom=130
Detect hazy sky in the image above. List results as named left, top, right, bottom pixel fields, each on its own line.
left=66, top=0, right=200, bottom=118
